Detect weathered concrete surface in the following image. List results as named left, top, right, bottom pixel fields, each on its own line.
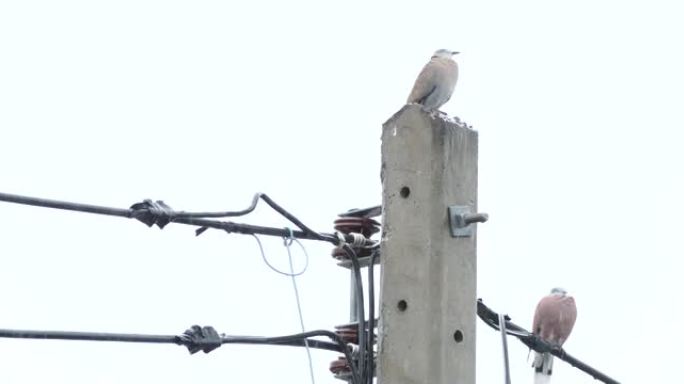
left=378, top=104, right=479, bottom=384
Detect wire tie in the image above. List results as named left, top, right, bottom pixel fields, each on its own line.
left=178, top=325, right=222, bottom=355
left=283, top=227, right=295, bottom=247
left=350, top=233, right=366, bottom=248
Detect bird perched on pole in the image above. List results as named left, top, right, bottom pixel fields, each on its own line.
left=531, top=288, right=577, bottom=384
left=406, top=49, right=459, bottom=111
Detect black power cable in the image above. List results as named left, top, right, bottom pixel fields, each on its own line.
left=0, top=327, right=358, bottom=383
left=0, top=192, right=134, bottom=218
left=0, top=327, right=346, bottom=352
left=0, top=191, right=370, bottom=246
left=340, top=243, right=366, bottom=384
left=179, top=193, right=328, bottom=241
left=366, top=249, right=379, bottom=384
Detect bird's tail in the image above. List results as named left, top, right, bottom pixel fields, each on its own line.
left=532, top=351, right=554, bottom=384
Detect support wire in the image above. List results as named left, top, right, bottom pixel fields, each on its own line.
left=498, top=313, right=511, bottom=384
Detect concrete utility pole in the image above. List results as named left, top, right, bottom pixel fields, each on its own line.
left=378, top=105, right=482, bottom=384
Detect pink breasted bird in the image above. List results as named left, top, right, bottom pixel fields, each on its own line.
left=531, top=288, right=577, bottom=384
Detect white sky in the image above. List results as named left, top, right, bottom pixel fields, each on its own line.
left=1, top=1, right=682, bottom=383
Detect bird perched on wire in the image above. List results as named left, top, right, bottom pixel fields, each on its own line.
left=531, top=288, right=577, bottom=384
left=406, top=49, right=459, bottom=111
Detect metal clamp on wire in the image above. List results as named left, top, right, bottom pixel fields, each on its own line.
left=130, top=199, right=175, bottom=229
left=176, top=325, right=222, bottom=354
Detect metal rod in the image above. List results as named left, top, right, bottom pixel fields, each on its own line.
left=498, top=313, right=511, bottom=384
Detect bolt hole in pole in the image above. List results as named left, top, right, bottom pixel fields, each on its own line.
left=453, top=330, right=463, bottom=343
left=397, top=300, right=408, bottom=312
left=399, top=187, right=410, bottom=198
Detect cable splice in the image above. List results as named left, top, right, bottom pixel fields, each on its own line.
left=130, top=199, right=175, bottom=228
left=177, top=325, right=222, bottom=354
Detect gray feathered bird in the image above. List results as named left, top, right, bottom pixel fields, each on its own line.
left=406, top=49, right=459, bottom=111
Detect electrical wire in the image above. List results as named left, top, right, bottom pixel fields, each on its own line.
left=283, top=229, right=316, bottom=384
left=340, top=243, right=366, bottom=384
left=0, top=327, right=357, bottom=383
left=249, top=230, right=316, bottom=384
left=0, top=191, right=353, bottom=244
left=366, top=249, right=379, bottom=384
left=174, top=193, right=263, bottom=218
left=0, top=191, right=134, bottom=218
left=185, top=193, right=332, bottom=242
left=225, top=330, right=359, bottom=384
left=0, top=327, right=347, bottom=354
left=250, top=234, right=308, bottom=277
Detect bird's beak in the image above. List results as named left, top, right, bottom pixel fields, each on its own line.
left=452, top=51, right=460, bottom=55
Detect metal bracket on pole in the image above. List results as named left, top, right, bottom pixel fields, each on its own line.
left=448, top=206, right=489, bottom=238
